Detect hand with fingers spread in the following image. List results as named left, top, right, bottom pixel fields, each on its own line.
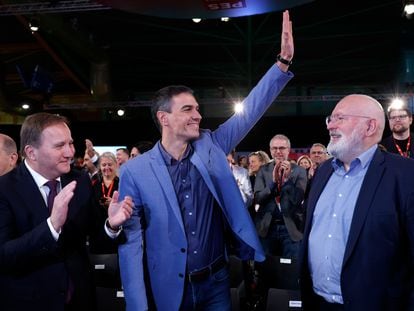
left=50, top=180, right=77, bottom=232
left=107, top=191, right=133, bottom=231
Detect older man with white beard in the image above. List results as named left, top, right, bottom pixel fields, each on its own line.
left=299, top=94, right=414, bottom=311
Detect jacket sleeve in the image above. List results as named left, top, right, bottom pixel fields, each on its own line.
left=254, top=165, right=277, bottom=206
left=118, top=167, right=148, bottom=311
left=212, top=65, right=293, bottom=154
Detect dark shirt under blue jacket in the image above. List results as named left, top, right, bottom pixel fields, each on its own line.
left=158, top=142, right=225, bottom=272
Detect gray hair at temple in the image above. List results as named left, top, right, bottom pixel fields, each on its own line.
left=151, top=85, right=194, bottom=132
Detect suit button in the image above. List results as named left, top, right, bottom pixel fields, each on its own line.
left=178, top=273, right=184, bottom=278
left=180, top=248, right=186, bottom=253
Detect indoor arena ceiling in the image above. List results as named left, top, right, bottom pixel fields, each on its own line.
left=0, top=0, right=412, bottom=120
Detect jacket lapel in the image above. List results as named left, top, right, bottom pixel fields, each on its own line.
left=303, top=160, right=334, bottom=238
left=148, top=147, right=185, bottom=234
left=17, top=164, right=50, bottom=219
left=342, top=149, right=385, bottom=266
left=190, top=150, right=219, bottom=201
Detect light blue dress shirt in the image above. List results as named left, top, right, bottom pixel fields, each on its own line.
left=308, top=144, right=377, bottom=303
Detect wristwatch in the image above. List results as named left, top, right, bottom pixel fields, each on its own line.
left=277, top=54, right=293, bottom=66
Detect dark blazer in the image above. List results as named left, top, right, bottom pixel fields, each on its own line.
left=0, top=164, right=113, bottom=310
left=254, top=161, right=308, bottom=241
left=381, top=133, right=414, bottom=159
left=300, top=148, right=414, bottom=311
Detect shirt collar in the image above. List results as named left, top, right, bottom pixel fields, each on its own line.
left=158, top=141, right=192, bottom=165
left=331, top=144, right=377, bottom=171
left=24, top=160, right=61, bottom=188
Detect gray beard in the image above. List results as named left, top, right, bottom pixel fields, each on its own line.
left=327, top=126, right=364, bottom=162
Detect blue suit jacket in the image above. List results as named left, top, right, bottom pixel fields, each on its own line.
left=300, top=148, right=414, bottom=311
left=118, top=64, right=293, bottom=311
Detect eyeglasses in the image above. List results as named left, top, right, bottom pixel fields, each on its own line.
left=270, top=146, right=288, bottom=152
left=325, top=114, right=371, bottom=126
left=389, top=114, right=409, bottom=121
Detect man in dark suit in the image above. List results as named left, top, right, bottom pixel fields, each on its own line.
left=254, top=134, right=307, bottom=258
left=0, top=113, right=132, bottom=311
left=300, top=94, right=414, bottom=310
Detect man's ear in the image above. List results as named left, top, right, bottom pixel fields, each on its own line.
left=157, top=111, right=168, bottom=127
left=366, top=119, right=377, bottom=136
left=10, top=152, right=18, bottom=166
left=24, top=145, right=35, bottom=161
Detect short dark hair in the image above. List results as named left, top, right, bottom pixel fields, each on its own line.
left=131, top=141, right=153, bottom=154
left=20, top=112, right=69, bottom=157
left=151, top=85, right=194, bottom=132
left=116, top=147, right=130, bottom=157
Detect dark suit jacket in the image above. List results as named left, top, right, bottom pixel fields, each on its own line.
left=254, top=162, right=307, bottom=241
left=300, top=148, right=414, bottom=311
left=0, top=164, right=114, bottom=310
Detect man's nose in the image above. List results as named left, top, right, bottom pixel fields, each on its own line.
left=193, top=110, right=202, bottom=120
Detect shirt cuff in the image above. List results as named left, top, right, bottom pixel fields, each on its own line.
left=47, top=217, right=61, bottom=241
left=91, top=153, right=99, bottom=163
left=105, top=218, right=122, bottom=239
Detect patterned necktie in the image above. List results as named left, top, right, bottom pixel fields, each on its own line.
left=45, top=180, right=58, bottom=213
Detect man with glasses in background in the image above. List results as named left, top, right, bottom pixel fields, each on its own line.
left=309, top=143, right=328, bottom=169
left=254, top=134, right=307, bottom=258
left=381, top=103, right=414, bottom=158
left=300, top=94, right=414, bottom=310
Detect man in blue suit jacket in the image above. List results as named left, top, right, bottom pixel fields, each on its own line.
left=300, top=94, right=414, bottom=311
left=116, top=11, right=294, bottom=311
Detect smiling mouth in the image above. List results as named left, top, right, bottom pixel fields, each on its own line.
left=188, top=123, right=199, bottom=128
left=330, top=132, right=341, bottom=140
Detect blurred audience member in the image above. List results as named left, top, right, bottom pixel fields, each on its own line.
left=72, top=156, right=84, bottom=170
left=237, top=155, right=249, bottom=169
left=116, top=147, right=129, bottom=166
left=90, top=151, right=119, bottom=254
left=227, top=151, right=253, bottom=207
left=0, top=133, right=18, bottom=176
left=297, top=154, right=315, bottom=179
left=248, top=150, right=271, bottom=189
left=309, top=143, right=328, bottom=169
left=83, top=153, right=100, bottom=184
left=130, top=141, right=154, bottom=158
left=381, top=103, right=414, bottom=158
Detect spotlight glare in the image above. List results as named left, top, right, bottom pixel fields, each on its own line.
left=29, top=20, right=39, bottom=32
left=388, top=98, right=405, bottom=112
left=192, top=18, right=202, bottom=23
left=117, top=109, right=125, bottom=116
left=404, top=4, right=414, bottom=15
left=22, top=103, right=30, bottom=110
left=234, top=102, right=243, bottom=114
left=221, top=17, right=230, bottom=22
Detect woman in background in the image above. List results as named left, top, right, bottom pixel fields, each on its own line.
left=89, top=152, right=119, bottom=254
left=297, top=154, right=314, bottom=180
